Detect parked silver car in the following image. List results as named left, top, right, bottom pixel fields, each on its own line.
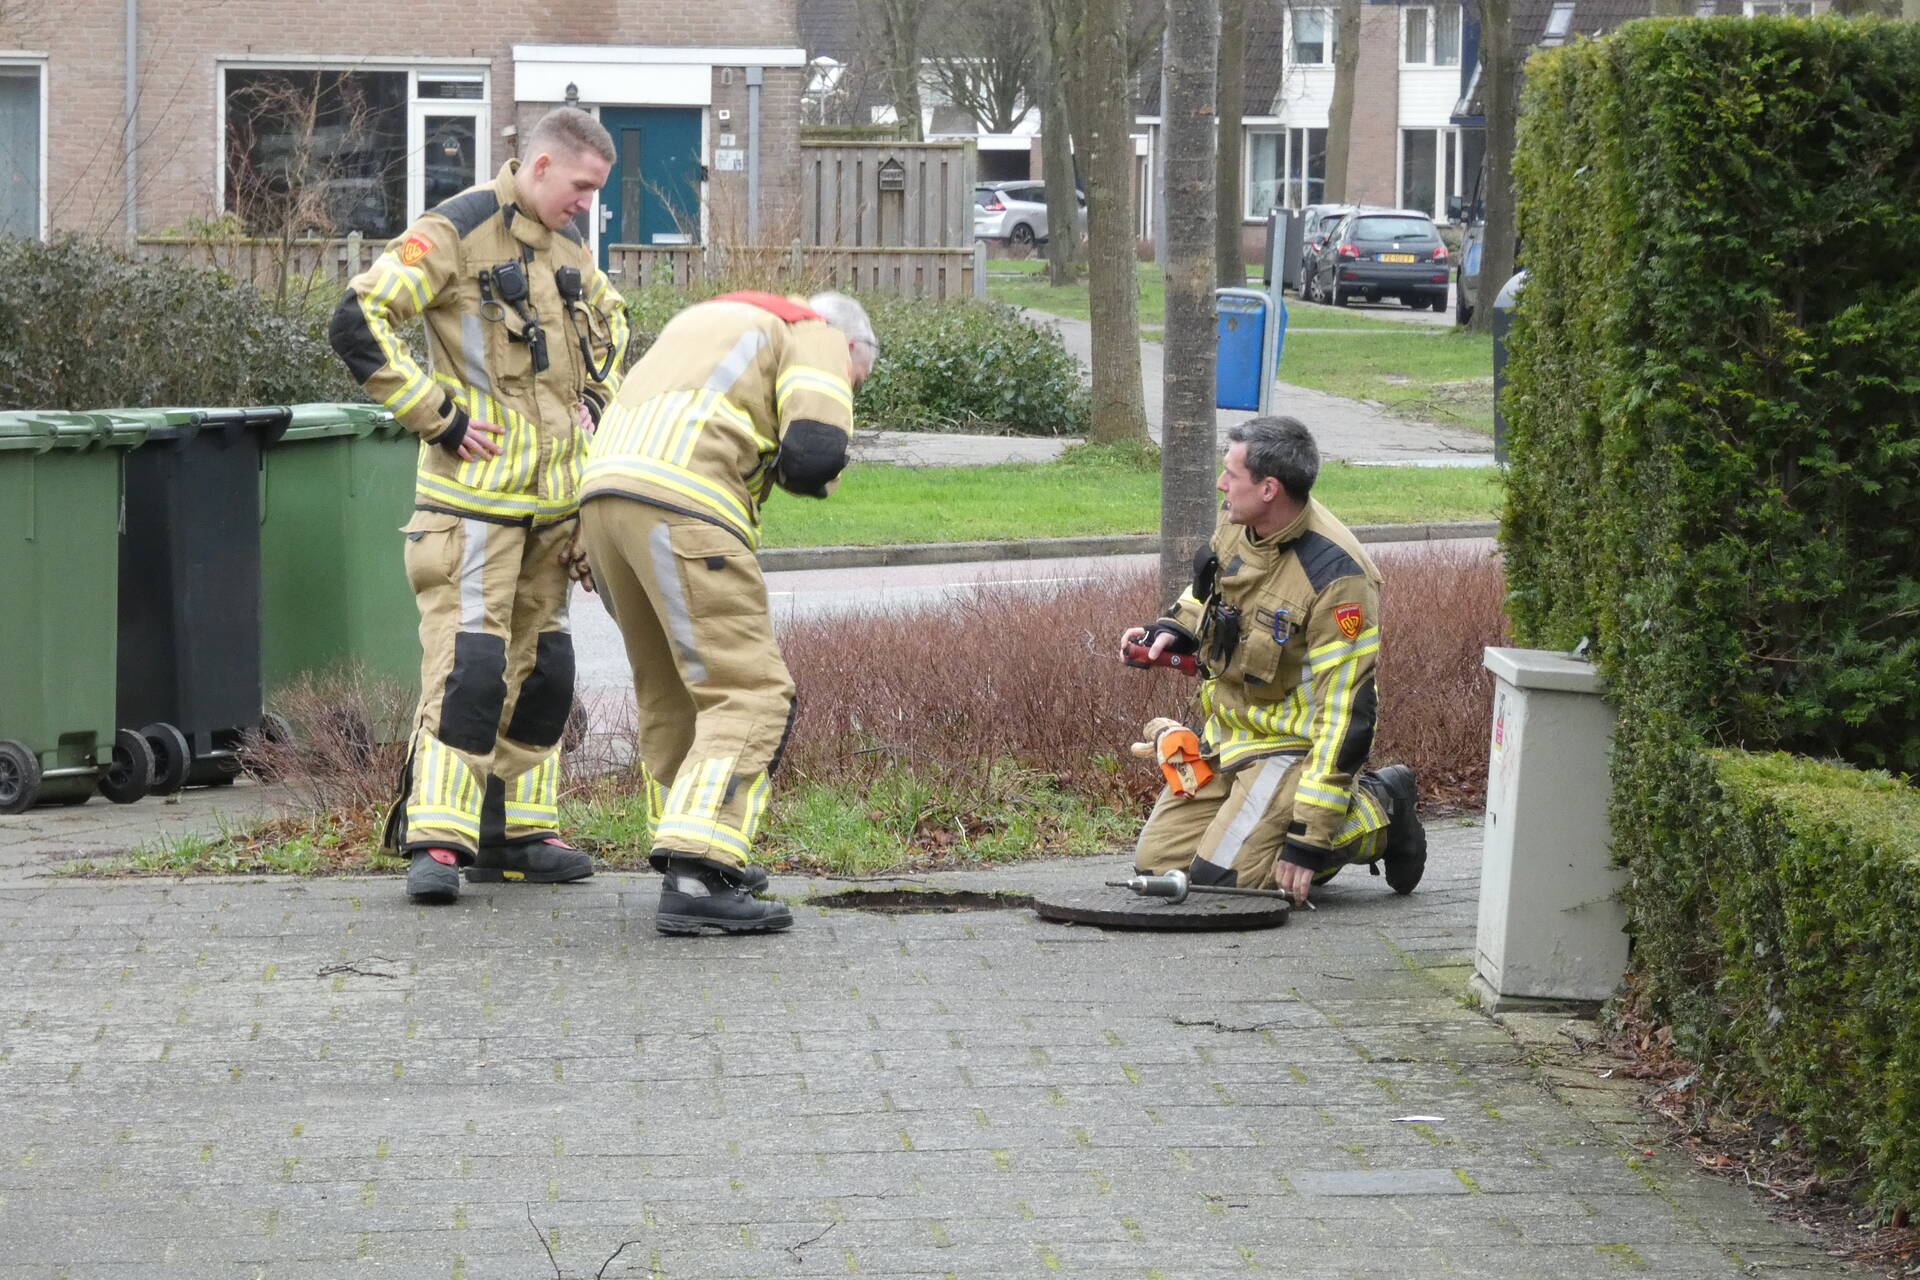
left=973, top=182, right=1086, bottom=248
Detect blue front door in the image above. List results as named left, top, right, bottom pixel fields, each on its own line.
left=599, top=106, right=703, bottom=269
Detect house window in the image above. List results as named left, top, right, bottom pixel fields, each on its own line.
left=1286, top=126, right=1327, bottom=208
left=1401, top=129, right=1438, bottom=219
left=1402, top=6, right=1463, bottom=66
left=1290, top=9, right=1334, bottom=67
left=1541, top=2, right=1576, bottom=44
left=222, top=66, right=489, bottom=239
left=1247, top=132, right=1282, bottom=219
left=1745, top=0, right=1815, bottom=11
left=0, top=61, right=44, bottom=239
left=1400, top=126, right=1483, bottom=222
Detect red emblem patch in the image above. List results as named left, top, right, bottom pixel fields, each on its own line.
left=397, top=233, right=434, bottom=266
left=1334, top=603, right=1365, bottom=640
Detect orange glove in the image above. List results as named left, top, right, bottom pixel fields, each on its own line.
left=1129, top=717, right=1214, bottom=797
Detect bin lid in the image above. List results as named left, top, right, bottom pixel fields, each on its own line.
left=0, top=410, right=150, bottom=452
left=277, top=402, right=404, bottom=443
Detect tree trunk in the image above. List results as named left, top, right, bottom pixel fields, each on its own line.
left=1214, top=0, right=1247, bottom=287
left=1322, top=0, right=1363, bottom=203
left=1036, top=0, right=1083, bottom=285
left=1470, top=0, right=1517, bottom=336
left=869, top=0, right=926, bottom=140
left=1069, top=0, right=1150, bottom=443
left=1161, top=0, right=1219, bottom=601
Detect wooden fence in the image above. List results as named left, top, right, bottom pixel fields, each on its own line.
left=606, top=243, right=982, bottom=300
left=135, top=235, right=380, bottom=293
left=799, top=140, right=976, bottom=249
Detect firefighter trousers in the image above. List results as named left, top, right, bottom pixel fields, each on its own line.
left=1133, top=754, right=1391, bottom=889
left=392, top=509, right=576, bottom=857
left=578, top=497, right=794, bottom=874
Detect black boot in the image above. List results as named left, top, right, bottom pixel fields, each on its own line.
left=655, top=858, right=793, bottom=936
left=1367, top=764, right=1427, bottom=894
left=647, top=849, right=768, bottom=892
left=406, top=846, right=465, bottom=903
left=466, top=835, right=594, bottom=884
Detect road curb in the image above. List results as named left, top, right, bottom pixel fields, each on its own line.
left=760, top=520, right=1499, bottom=573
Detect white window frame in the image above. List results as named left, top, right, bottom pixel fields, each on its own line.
left=1403, top=7, right=1433, bottom=65
left=215, top=58, right=492, bottom=232
left=1396, top=125, right=1478, bottom=224
left=1287, top=8, right=1336, bottom=68
left=1743, top=0, right=1817, bottom=12
left=0, top=54, right=48, bottom=240
left=1401, top=5, right=1462, bottom=67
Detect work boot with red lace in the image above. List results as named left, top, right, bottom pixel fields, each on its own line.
left=466, top=835, right=594, bottom=885
left=406, top=847, right=465, bottom=902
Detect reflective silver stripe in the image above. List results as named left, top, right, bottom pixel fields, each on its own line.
left=648, top=522, right=709, bottom=683
left=462, top=312, right=492, bottom=394
left=703, top=329, right=768, bottom=395
left=1208, top=754, right=1299, bottom=870
left=459, top=518, right=489, bottom=630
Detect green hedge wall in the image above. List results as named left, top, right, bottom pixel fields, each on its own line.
left=1614, top=734, right=1920, bottom=1210
left=1505, top=18, right=1920, bottom=769
left=0, top=236, right=360, bottom=410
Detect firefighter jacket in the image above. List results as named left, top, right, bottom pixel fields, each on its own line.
left=329, top=161, right=630, bottom=527
left=1156, top=499, right=1384, bottom=850
left=579, top=292, right=854, bottom=547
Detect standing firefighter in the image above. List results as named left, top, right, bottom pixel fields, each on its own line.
left=1121, top=415, right=1426, bottom=906
left=328, top=108, right=630, bottom=902
left=578, top=290, right=878, bottom=935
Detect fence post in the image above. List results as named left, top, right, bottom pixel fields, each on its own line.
left=345, top=231, right=362, bottom=284
left=973, top=240, right=986, bottom=300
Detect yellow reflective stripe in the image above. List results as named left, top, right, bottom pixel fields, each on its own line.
left=1296, top=782, right=1349, bottom=811
left=372, top=256, right=429, bottom=311
left=387, top=379, right=437, bottom=417
left=579, top=456, right=758, bottom=546
left=712, top=394, right=773, bottom=450
left=653, top=815, right=752, bottom=859
left=1333, top=789, right=1386, bottom=844
left=1308, top=629, right=1381, bottom=669
left=776, top=366, right=853, bottom=414
left=407, top=807, right=481, bottom=837
left=504, top=803, right=559, bottom=823
left=414, top=473, right=579, bottom=523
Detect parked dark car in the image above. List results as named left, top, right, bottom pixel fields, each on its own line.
left=1304, top=210, right=1451, bottom=310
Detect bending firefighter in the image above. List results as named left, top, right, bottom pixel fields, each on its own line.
left=328, top=108, right=630, bottom=902
left=578, top=291, right=878, bottom=935
left=1121, top=415, right=1426, bottom=906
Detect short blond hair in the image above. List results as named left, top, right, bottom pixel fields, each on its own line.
left=527, top=107, right=615, bottom=165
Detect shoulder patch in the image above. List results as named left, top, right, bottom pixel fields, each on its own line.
left=397, top=233, right=433, bottom=266
left=1334, top=603, right=1365, bottom=640
left=1292, top=530, right=1363, bottom=594
left=430, top=188, right=501, bottom=238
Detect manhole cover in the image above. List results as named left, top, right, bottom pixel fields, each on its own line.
left=811, top=889, right=1033, bottom=915
left=1032, top=884, right=1289, bottom=931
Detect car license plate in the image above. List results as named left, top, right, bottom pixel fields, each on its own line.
left=1380, top=253, right=1416, bottom=263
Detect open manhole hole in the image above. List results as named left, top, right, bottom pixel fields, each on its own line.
left=811, top=889, right=1033, bottom=915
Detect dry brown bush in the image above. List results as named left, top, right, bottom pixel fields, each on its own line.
left=777, top=542, right=1509, bottom=813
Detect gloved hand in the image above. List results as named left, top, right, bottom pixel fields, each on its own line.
left=1129, top=717, right=1214, bottom=797
left=559, top=526, right=595, bottom=594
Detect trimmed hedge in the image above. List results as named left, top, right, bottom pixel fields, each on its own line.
left=624, top=285, right=1091, bottom=437
left=1505, top=18, right=1920, bottom=769
left=0, top=235, right=360, bottom=410
left=1615, top=733, right=1920, bottom=1211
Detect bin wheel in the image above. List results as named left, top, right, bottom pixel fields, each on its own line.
left=141, top=722, right=193, bottom=796
left=99, top=729, right=156, bottom=805
left=0, top=740, right=43, bottom=814
left=241, top=712, right=296, bottom=781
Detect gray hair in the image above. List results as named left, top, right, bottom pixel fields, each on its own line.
left=1227, top=415, right=1319, bottom=501
left=808, top=291, right=879, bottom=373
left=526, top=107, right=615, bottom=165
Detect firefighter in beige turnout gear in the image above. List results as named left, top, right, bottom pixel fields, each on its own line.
left=579, top=291, right=878, bottom=934
left=328, top=108, right=630, bottom=902
left=1122, top=416, right=1426, bottom=907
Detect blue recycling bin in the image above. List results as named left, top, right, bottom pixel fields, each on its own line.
left=1215, top=288, right=1286, bottom=413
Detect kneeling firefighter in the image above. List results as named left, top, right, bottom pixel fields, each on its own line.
left=328, top=108, right=630, bottom=902
left=578, top=290, right=878, bottom=935
left=1120, top=415, right=1426, bottom=907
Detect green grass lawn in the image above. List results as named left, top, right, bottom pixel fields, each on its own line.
left=989, top=260, right=1410, bottom=333
left=1278, top=326, right=1495, bottom=435
left=759, top=449, right=1501, bottom=548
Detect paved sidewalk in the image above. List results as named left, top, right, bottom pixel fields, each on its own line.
left=0, top=813, right=1853, bottom=1278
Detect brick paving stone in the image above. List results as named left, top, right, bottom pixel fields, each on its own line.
left=0, top=821, right=1866, bottom=1278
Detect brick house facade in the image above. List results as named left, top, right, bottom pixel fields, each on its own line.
left=0, top=0, right=807, bottom=271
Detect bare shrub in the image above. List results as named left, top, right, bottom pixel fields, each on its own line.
left=777, top=542, right=1508, bottom=816
left=1372, top=542, right=1510, bottom=808
left=248, top=669, right=415, bottom=819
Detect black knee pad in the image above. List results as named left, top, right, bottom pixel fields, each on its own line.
left=439, top=631, right=508, bottom=754
left=506, top=631, right=576, bottom=748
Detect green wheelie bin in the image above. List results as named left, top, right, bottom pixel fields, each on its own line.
left=258, top=404, right=420, bottom=743
left=0, top=411, right=156, bottom=811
